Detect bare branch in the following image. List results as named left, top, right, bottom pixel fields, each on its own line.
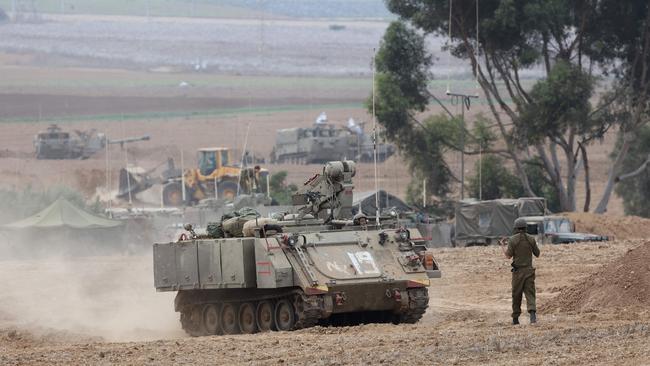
left=616, top=154, right=650, bottom=182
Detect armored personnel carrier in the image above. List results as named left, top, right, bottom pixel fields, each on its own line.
left=271, top=113, right=395, bottom=164
left=153, top=161, right=440, bottom=335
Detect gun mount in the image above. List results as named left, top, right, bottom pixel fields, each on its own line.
left=292, top=160, right=356, bottom=221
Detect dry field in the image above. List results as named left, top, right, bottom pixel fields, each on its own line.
left=0, top=233, right=648, bottom=365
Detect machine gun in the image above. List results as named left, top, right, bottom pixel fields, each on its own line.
left=292, top=160, right=356, bottom=221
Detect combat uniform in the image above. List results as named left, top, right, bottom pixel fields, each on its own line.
left=506, top=231, right=540, bottom=323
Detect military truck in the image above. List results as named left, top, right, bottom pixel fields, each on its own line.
left=271, top=113, right=395, bottom=164
left=454, top=198, right=608, bottom=246
left=33, top=124, right=150, bottom=159
left=520, top=215, right=608, bottom=244
left=153, top=161, right=440, bottom=335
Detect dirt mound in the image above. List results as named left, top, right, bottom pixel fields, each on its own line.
left=543, top=240, right=650, bottom=313
left=563, top=212, right=650, bottom=240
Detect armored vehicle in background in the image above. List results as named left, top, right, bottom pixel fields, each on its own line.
left=153, top=160, right=440, bottom=335
left=271, top=113, right=395, bottom=164
left=34, top=124, right=150, bottom=159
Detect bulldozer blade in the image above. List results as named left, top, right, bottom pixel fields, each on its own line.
left=117, top=167, right=154, bottom=200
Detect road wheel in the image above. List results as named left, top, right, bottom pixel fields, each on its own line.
left=256, top=301, right=275, bottom=332
left=162, top=181, right=184, bottom=206
left=274, top=299, right=296, bottom=331
left=202, top=304, right=221, bottom=335
left=181, top=305, right=206, bottom=337
left=238, top=302, right=257, bottom=334
left=220, top=303, right=240, bottom=335
left=218, top=180, right=239, bottom=200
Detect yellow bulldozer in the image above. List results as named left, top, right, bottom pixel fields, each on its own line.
left=118, top=147, right=268, bottom=206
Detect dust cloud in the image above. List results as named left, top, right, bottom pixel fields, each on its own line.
left=0, top=234, right=184, bottom=342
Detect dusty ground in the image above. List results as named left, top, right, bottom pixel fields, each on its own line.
left=0, top=235, right=648, bottom=365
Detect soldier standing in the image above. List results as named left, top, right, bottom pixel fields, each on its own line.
left=502, top=218, right=540, bottom=325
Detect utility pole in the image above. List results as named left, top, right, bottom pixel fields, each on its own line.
left=447, top=92, right=478, bottom=200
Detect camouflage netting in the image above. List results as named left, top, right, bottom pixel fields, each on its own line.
left=542, top=240, right=650, bottom=313
left=206, top=222, right=224, bottom=239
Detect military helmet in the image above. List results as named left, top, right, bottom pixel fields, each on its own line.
left=514, top=218, right=527, bottom=230
left=353, top=212, right=368, bottom=225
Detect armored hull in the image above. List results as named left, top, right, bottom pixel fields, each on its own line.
left=154, top=223, right=439, bottom=335
left=272, top=118, right=395, bottom=164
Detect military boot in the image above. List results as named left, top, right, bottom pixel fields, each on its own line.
left=512, top=317, right=519, bottom=325
left=529, top=311, right=537, bottom=324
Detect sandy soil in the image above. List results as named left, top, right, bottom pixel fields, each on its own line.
left=0, top=237, right=648, bottom=365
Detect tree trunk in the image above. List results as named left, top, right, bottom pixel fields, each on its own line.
left=563, top=147, right=577, bottom=212
left=594, top=138, right=631, bottom=214
left=536, top=144, right=572, bottom=211
left=579, top=143, right=591, bottom=212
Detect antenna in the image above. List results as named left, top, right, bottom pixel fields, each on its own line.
left=479, top=143, right=482, bottom=200
left=446, top=0, right=480, bottom=201
left=372, top=48, right=380, bottom=226
left=475, top=0, right=480, bottom=94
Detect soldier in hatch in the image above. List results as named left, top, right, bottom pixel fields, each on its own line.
left=240, top=165, right=261, bottom=194
left=501, top=218, right=540, bottom=325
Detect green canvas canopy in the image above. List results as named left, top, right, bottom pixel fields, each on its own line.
left=455, top=197, right=546, bottom=242
left=352, top=190, right=412, bottom=217
left=4, top=198, right=122, bottom=229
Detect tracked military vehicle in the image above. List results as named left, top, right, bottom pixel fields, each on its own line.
left=33, top=124, right=150, bottom=159
left=153, top=161, right=440, bottom=335
left=271, top=113, right=395, bottom=164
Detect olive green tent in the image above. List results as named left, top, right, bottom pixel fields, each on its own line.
left=4, top=198, right=121, bottom=229
left=352, top=190, right=412, bottom=217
